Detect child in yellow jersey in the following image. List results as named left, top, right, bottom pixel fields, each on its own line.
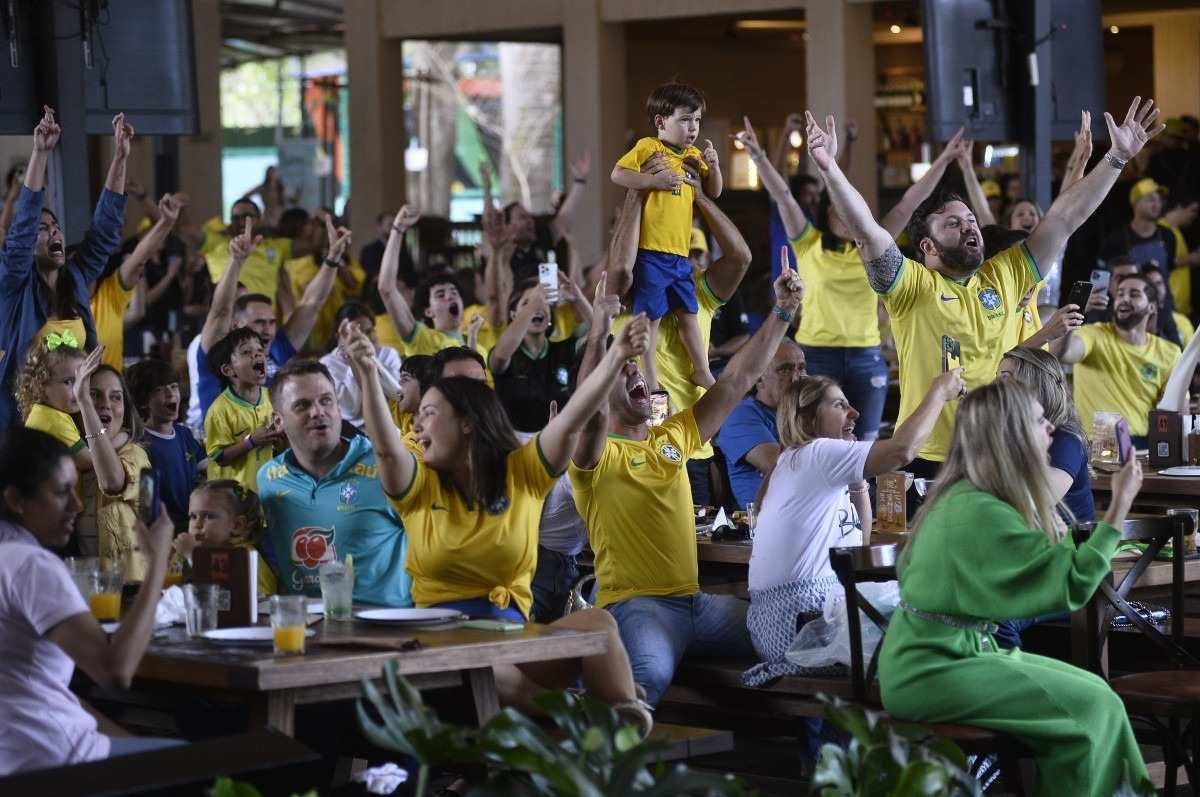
left=17, top=341, right=87, bottom=454
left=613, top=83, right=723, bottom=391
left=173, top=480, right=279, bottom=597
left=204, top=328, right=280, bottom=495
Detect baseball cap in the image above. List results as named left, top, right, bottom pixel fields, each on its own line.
left=689, top=227, right=709, bottom=254
left=1129, top=177, right=1166, bottom=206
left=981, top=180, right=1001, bottom=199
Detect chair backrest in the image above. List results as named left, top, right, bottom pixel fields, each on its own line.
left=829, top=543, right=901, bottom=704
left=1071, top=511, right=1198, bottom=677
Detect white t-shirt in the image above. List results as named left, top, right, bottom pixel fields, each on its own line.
left=186, top=334, right=204, bottom=442
left=748, top=438, right=872, bottom=591
left=0, top=522, right=110, bottom=775
left=319, top=345, right=403, bottom=429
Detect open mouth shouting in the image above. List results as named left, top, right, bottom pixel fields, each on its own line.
left=251, top=359, right=267, bottom=382
left=962, top=232, right=981, bottom=253
left=163, top=401, right=179, bottom=419
left=626, top=374, right=651, bottom=412
left=448, top=302, right=461, bottom=319
left=47, top=238, right=66, bottom=263
left=98, top=410, right=114, bottom=431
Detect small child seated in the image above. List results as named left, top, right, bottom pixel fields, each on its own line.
left=612, top=82, right=723, bottom=390
left=204, top=327, right=279, bottom=495
left=174, top=479, right=278, bottom=597
left=126, top=358, right=207, bottom=532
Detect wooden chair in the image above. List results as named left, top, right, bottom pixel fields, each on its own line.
left=1072, top=512, right=1200, bottom=792
left=830, top=543, right=1033, bottom=794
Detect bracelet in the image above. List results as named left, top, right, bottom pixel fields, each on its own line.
left=750, top=150, right=766, bottom=162
left=391, top=224, right=406, bottom=234
left=322, top=256, right=341, bottom=268
left=84, top=428, right=107, bottom=442
left=244, top=433, right=256, bottom=448
left=849, top=487, right=869, bottom=495
left=771, top=305, right=794, bottom=324
left=1103, top=152, right=1127, bottom=170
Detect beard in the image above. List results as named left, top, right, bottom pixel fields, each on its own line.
left=1113, top=304, right=1150, bottom=330
left=931, top=237, right=984, bottom=274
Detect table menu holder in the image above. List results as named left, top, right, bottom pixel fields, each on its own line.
left=192, top=547, right=258, bottom=627
left=876, top=472, right=908, bottom=533
left=1149, top=410, right=1192, bottom=470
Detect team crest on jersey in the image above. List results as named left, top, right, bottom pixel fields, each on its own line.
left=486, top=494, right=511, bottom=515
left=978, top=287, right=1001, bottom=311
left=1141, top=363, right=1159, bottom=381
left=340, top=481, right=358, bottom=506
left=555, top=366, right=569, bottom=386
left=659, top=443, right=682, bottom=462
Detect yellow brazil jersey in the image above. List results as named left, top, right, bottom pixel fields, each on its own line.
left=550, top=303, right=578, bottom=342
left=399, top=322, right=465, bottom=357
left=204, top=387, right=275, bottom=495
left=375, top=313, right=403, bottom=352
left=883, top=243, right=1040, bottom=462
left=98, top=441, right=151, bottom=579
left=1015, top=284, right=1045, bottom=346
left=26, top=403, right=84, bottom=452
left=1072, top=323, right=1179, bottom=438
left=790, top=225, right=881, bottom=348
left=284, top=254, right=366, bottom=352
left=1175, top=312, right=1195, bottom=346
left=569, top=407, right=702, bottom=607
left=388, top=438, right=557, bottom=619
left=32, top=318, right=87, bottom=354
left=90, top=273, right=135, bottom=369
left=612, top=273, right=722, bottom=460
left=616, top=137, right=708, bottom=257
left=201, top=220, right=292, bottom=306
left=1164, top=220, right=1194, bottom=315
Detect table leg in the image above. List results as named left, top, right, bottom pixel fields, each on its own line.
left=249, top=690, right=296, bottom=736
left=466, top=667, right=500, bottom=725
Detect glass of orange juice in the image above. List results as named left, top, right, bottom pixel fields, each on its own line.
left=269, top=595, right=308, bottom=655
left=88, top=571, right=124, bottom=621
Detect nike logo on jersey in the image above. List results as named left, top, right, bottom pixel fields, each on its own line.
left=431, top=503, right=449, bottom=511
left=629, top=458, right=646, bottom=468
left=939, top=294, right=959, bottom=303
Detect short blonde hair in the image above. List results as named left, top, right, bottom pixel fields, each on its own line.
left=16, top=342, right=84, bottom=420
left=777, top=375, right=839, bottom=448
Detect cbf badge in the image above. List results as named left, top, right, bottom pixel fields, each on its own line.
left=555, top=366, right=569, bottom=387
left=340, top=481, right=358, bottom=506
left=978, top=287, right=1001, bottom=311
left=659, top=444, right=682, bottom=462
left=1141, top=363, right=1159, bottom=381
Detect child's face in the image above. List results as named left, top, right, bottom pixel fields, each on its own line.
left=223, top=337, right=267, bottom=387
left=89, top=370, right=125, bottom=437
left=187, top=489, right=243, bottom=546
left=657, top=105, right=701, bottom=148
left=146, top=382, right=181, bottom=425
left=44, top=357, right=82, bottom=414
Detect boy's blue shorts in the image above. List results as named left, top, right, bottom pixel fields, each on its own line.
left=632, top=249, right=697, bottom=321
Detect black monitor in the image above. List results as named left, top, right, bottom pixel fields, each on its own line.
left=1047, top=0, right=1105, bottom=141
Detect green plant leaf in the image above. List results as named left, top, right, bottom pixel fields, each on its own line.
left=206, top=777, right=264, bottom=797
left=892, top=760, right=950, bottom=796
left=580, top=726, right=605, bottom=753
left=614, top=724, right=641, bottom=753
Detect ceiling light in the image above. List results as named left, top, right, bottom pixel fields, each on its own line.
left=789, top=130, right=803, bottom=149
left=1109, top=25, right=1119, bottom=34
left=733, top=19, right=806, bottom=33
left=890, top=24, right=902, bottom=34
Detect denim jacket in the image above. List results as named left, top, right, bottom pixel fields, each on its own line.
left=0, top=186, right=127, bottom=428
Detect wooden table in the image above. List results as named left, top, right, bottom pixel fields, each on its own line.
left=1093, top=470, right=1200, bottom=510
left=135, top=621, right=607, bottom=736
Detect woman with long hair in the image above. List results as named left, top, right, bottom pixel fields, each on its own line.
left=878, top=381, right=1151, bottom=796
left=0, top=427, right=177, bottom=775
left=350, top=316, right=653, bottom=729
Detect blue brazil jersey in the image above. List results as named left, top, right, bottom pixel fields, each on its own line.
left=258, top=434, right=412, bottom=607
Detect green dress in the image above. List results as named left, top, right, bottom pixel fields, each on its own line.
left=878, top=481, right=1151, bottom=796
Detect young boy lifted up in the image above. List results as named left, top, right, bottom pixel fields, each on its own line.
left=612, top=82, right=722, bottom=390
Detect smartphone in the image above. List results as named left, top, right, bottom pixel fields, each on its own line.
left=941, top=335, right=962, bottom=374
left=537, top=261, right=560, bottom=304
left=461, top=619, right=525, bottom=632
left=649, top=390, right=670, bottom=426
left=138, top=469, right=161, bottom=524
left=1066, top=280, right=1094, bottom=311
left=1090, top=268, right=1111, bottom=292
left=1115, top=418, right=1133, bottom=465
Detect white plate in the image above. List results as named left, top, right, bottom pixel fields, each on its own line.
left=354, top=608, right=464, bottom=624
left=100, top=621, right=119, bottom=634
left=202, top=626, right=316, bottom=645
left=1159, top=466, right=1200, bottom=477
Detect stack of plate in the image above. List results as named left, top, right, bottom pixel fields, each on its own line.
left=202, top=627, right=317, bottom=646
left=353, top=608, right=464, bottom=627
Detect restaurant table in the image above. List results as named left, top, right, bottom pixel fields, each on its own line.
left=1092, top=469, right=1200, bottom=510
left=134, top=620, right=607, bottom=736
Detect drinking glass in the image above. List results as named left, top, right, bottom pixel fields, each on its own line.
left=270, top=595, right=308, bottom=655
left=319, top=561, right=355, bottom=621
left=183, top=584, right=221, bottom=637
left=88, top=571, right=124, bottom=621
left=745, top=501, right=758, bottom=540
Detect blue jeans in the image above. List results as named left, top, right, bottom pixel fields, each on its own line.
left=531, top=546, right=580, bottom=623
left=993, top=611, right=1071, bottom=650
left=607, top=593, right=755, bottom=706
left=432, top=598, right=525, bottom=622
left=800, top=345, right=888, bottom=440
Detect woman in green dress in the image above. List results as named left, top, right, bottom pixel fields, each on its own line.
left=877, top=380, right=1152, bottom=796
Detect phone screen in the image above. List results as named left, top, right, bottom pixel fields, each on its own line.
left=138, top=469, right=159, bottom=524
left=1090, top=269, right=1111, bottom=291
left=649, top=390, right=670, bottom=426
left=537, top=262, right=559, bottom=303
left=1115, top=419, right=1133, bottom=465
left=941, top=335, right=962, bottom=374
left=1066, top=281, right=1094, bottom=310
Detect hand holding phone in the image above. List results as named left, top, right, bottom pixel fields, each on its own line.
left=941, top=335, right=962, bottom=374
left=138, top=468, right=161, bottom=525
left=1066, top=280, right=1094, bottom=312
left=538, top=260, right=560, bottom=304
left=1115, top=418, right=1133, bottom=465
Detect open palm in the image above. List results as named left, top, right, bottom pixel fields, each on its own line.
left=805, top=111, right=839, bottom=170
left=1104, top=97, right=1164, bottom=161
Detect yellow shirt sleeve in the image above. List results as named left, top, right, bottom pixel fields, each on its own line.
left=91, top=274, right=135, bottom=370
left=880, top=255, right=932, bottom=316
left=616, top=138, right=661, bottom=172
left=25, top=404, right=85, bottom=452
left=205, top=398, right=237, bottom=462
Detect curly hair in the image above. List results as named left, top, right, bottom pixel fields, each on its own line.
left=15, top=342, right=85, bottom=420
left=192, top=479, right=265, bottom=544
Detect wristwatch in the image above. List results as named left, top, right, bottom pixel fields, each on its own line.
left=1103, top=152, right=1127, bottom=170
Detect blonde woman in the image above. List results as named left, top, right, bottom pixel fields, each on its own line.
left=742, top=368, right=962, bottom=688
left=878, top=381, right=1151, bottom=796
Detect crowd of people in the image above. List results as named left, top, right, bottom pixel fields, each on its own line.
left=0, top=84, right=1198, bottom=795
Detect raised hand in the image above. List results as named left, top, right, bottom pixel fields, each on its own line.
left=613, top=313, right=650, bottom=362
left=1085, top=286, right=1110, bottom=314
left=937, top=127, right=968, bottom=163
left=844, top=119, right=860, bottom=142
left=1040, top=303, right=1085, bottom=341
left=783, top=113, right=804, bottom=133
left=157, top=193, right=184, bottom=226
left=701, top=138, right=719, bottom=169
left=558, top=270, right=580, bottom=302
left=33, top=106, right=61, bottom=152
left=641, top=152, right=683, bottom=192
left=805, top=111, right=839, bottom=171
left=569, top=151, right=592, bottom=181
left=325, top=215, right=353, bottom=263
left=773, top=247, right=805, bottom=313
left=1072, top=110, right=1094, bottom=162
left=112, top=113, right=134, bottom=160
left=590, top=271, right=622, bottom=330
left=342, top=323, right=377, bottom=371
left=733, top=116, right=763, bottom=159
left=229, top=216, right=262, bottom=265
left=1105, top=97, right=1165, bottom=162
left=393, top=205, right=421, bottom=233
left=73, top=346, right=105, bottom=404
left=932, top=367, right=966, bottom=402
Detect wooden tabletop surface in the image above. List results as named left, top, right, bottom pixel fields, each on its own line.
left=1092, top=470, right=1200, bottom=498
left=136, top=620, right=608, bottom=692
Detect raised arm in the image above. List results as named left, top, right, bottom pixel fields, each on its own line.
left=955, top=138, right=996, bottom=226
left=1026, top=97, right=1163, bottom=268
left=74, top=348, right=126, bottom=495
left=24, top=106, right=58, bottom=193
left=805, top=111, right=897, bottom=284
left=559, top=268, right=592, bottom=336
left=540, top=313, right=649, bottom=473
left=550, top=151, right=590, bottom=242
left=124, top=178, right=163, bottom=223
left=283, top=215, right=351, bottom=350
left=572, top=272, right=623, bottom=470
left=737, top=116, right=808, bottom=239
left=692, top=178, right=752, bottom=301
left=1061, top=110, right=1094, bottom=193
left=1049, top=326, right=1087, bottom=364
left=880, top=128, right=966, bottom=237
left=346, top=325, right=416, bottom=497
left=863, top=370, right=962, bottom=477
left=377, top=205, right=422, bottom=339
left=1, top=108, right=58, bottom=285
left=700, top=138, right=723, bottom=198
left=489, top=284, right=547, bottom=375
left=693, top=255, right=805, bottom=443
left=770, top=113, right=804, bottom=174
left=612, top=157, right=683, bottom=192
left=118, top=195, right=182, bottom=289
left=200, top=218, right=259, bottom=353
left=103, top=113, right=133, bottom=195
